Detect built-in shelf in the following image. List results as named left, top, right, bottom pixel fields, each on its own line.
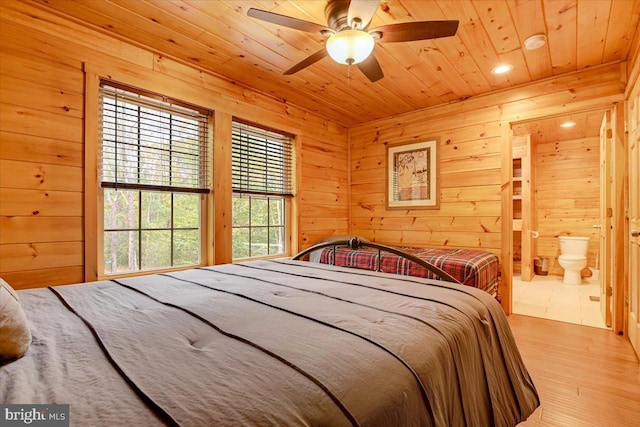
left=512, top=134, right=534, bottom=280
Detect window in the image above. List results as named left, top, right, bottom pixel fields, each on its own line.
left=99, top=83, right=210, bottom=275
left=231, top=120, right=294, bottom=259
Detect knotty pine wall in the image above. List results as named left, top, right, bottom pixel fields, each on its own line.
left=349, top=62, right=625, bottom=306
left=0, top=2, right=349, bottom=289
left=534, top=134, right=601, bottom=277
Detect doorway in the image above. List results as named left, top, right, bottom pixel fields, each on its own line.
left=510, top=109, right=608, bottom=328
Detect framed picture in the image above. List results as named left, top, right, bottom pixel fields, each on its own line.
left=386, top=139, right=439, bottom=209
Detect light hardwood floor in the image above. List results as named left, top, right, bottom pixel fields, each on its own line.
left=509, top=314, right=640, bottom=426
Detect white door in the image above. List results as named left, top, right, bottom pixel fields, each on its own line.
left=599, top=112, right=612, bottom=327
left=628, top=87, right=640, bottom=357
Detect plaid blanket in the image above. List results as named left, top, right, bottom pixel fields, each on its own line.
left=318, top=246, right=500, bottom=295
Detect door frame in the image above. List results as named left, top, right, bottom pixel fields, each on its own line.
left=600, top=110, right=613, bottom=327
left=500, top=104, right=624, bottom=332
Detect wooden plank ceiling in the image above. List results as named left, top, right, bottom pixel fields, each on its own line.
left=513, top=109, right=605, bottom=143
left=28, top=0, right=640, bottom=127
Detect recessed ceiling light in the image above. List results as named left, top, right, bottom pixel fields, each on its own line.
left=492, top=64, right=512, bottom=74
left=560, top=121, right=576, bottom=128
left=524, top=34, right=547, bottom=50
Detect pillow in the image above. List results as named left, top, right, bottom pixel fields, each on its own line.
left=0, top=278, right=31, bottom=363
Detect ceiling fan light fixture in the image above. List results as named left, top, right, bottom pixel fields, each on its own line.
left=326, top=29, right=375, bottom=65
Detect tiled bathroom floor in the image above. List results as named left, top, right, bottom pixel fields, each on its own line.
left=512, top=274, right=608, bottom=329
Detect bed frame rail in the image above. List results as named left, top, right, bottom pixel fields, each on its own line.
left=292, top=237, right=461, bottom=284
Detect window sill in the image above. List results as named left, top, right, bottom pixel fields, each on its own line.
left=98, top=264, right=204, bottom=281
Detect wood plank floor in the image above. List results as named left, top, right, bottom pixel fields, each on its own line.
left=509, top=314, right=640, bottom=426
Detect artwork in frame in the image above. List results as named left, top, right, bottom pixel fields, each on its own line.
left=386, top=139, right=439, bottom=209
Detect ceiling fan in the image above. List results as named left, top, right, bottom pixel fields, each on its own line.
left=247, top=0, right=459, bottom=83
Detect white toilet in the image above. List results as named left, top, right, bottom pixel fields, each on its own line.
left=558, top=236, right=590, bottom=285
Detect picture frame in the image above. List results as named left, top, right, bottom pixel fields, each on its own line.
left=386, top=139, right=440, bottom=209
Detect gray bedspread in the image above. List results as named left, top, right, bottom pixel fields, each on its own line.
left=0, top=259, right=539, bottom=426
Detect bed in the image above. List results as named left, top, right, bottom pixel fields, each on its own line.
left=0, top=259, right=538, bottom=426
left=303, top=237, right=501, bottom=296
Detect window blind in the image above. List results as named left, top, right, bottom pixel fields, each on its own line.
left=232, top=120, right=293, bottom=196
left=99, top=83, right=210, bottom=194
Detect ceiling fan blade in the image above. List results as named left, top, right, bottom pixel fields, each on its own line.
left=283, top=49, right=329, bottom=75
left=370, top=20, right=459, bottom=43
left=357, top=53, right=384, bottom=83
left=347, top=0, right=380, bottom=29
left=247, top=8, right=331, bottom=34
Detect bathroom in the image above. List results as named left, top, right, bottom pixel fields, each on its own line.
left=511, top=109, right=606, bottom=328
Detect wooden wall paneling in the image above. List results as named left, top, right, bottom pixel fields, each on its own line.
left=299, top=204, right=348, bottom=221
left=0, top=189, right=82, bottom=217
left=0, top=159, right=82, bottom=192
left=361, top=229, right=502, bottom=249
left=440, top=153, right=501, bottom=174
left=534, top=132, right=601, bottom=277
left=440, top=136, right=502, bottom=161
left=440, top=185, right=501, bottom=202
left=0, top=104, right=83, bottom=143
left=0, top=75, right=83, bottom=118
left=0, top=217, right=83, bottom=245
left=350, top=60, right=623, bottom=314
left=0, top=132, right=83, bottom=167
left=440, top=169, right=502, bottom=188
left=299, top=217, right=348, bottom=233
left=83, top=70, right=99, bottom=282
left=350, top=216, right=502, bottom=233
left=0, top=242, right=83, bottom=273
left=0, top=267, right=84, bottom=290
left=213, top=111, right=233, bottom=265
left=301, top=175, right=348, bottom=194
left=0, top=2, right=349, bottom=287
left=0, top=49, right=84, bottom=91
left=298, top=131, right=349, bottom=247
